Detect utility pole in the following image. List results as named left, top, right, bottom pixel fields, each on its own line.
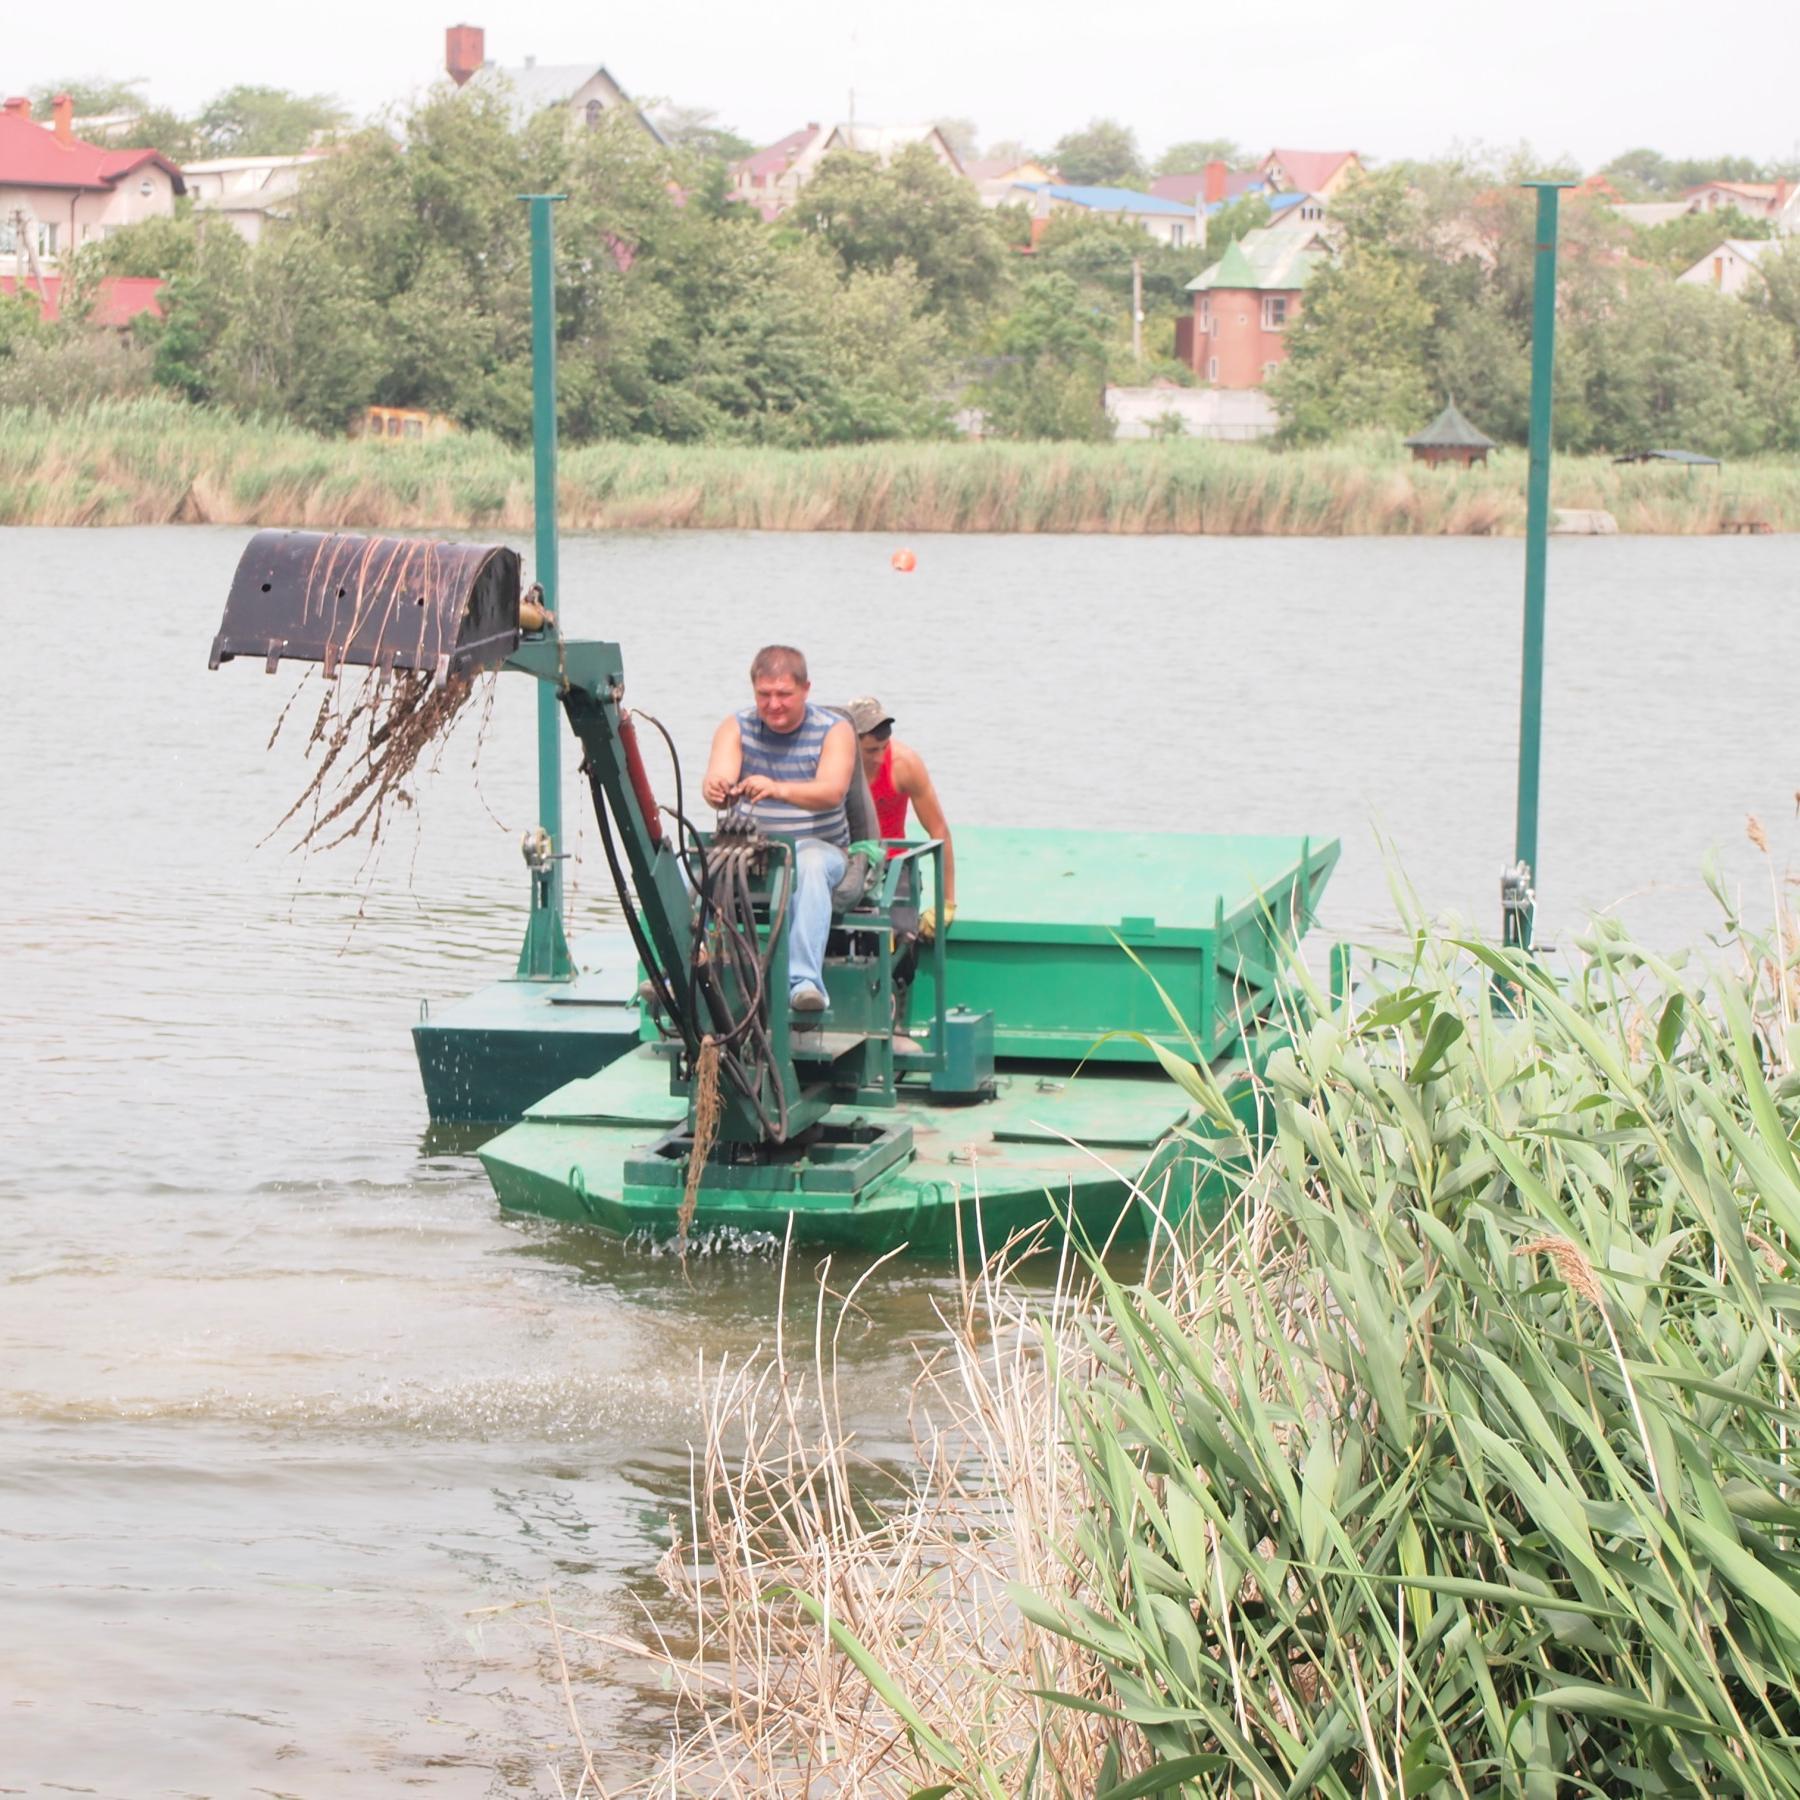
left=1131, top=255, right=1143, bottom=367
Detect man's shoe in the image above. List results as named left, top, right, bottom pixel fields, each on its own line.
left=790, top=982, right=828, bottom=1013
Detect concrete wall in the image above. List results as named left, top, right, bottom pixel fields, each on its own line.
left=1105, top=385, right=1277, bottom=439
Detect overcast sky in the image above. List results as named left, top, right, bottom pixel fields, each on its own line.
left=11, top=0, right=1798, bottom=170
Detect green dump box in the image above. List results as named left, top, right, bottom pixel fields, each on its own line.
left=915, top=827, right=1339, bottom=1064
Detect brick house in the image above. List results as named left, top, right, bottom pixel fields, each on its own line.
left=0, top=94, right=183, bottom=280
left=1179, top=226, right=1329, bottom=387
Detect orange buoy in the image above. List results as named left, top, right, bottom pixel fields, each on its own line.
left=891, top=548, right=917, bottom=573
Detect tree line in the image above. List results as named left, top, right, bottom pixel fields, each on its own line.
left=5, top=85, right=1798, bottom=455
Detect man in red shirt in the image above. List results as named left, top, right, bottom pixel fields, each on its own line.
left=844, top=696, right=956, bottom=938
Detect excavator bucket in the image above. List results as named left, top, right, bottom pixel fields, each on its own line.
left=208, top=530, right=523, bottom=683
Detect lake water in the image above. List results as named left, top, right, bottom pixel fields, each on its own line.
left=3, top=524, right=1796, bottom=1795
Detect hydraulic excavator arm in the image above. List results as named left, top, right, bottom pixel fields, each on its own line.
left=208, top=528, right=847, bottom=1154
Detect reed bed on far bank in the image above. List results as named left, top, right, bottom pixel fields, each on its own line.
left=562, top=860, right=1800, bottom=1796
left=6, top=396, right=1800, bottom=535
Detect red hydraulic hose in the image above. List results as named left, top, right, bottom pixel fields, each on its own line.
left=618, top=709, right=664, bottom=847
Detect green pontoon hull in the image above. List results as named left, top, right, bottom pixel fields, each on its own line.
left=412, top=932, right=639, bottom=1124
left=477, top=826, right=1338, bottom=1253
left=479, top=1039, right=1278, bottom=1255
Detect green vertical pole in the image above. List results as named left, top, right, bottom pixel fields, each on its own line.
left=1506, top=179, right=1573, bottom=953
left=517, top=192, right=573, bottom=980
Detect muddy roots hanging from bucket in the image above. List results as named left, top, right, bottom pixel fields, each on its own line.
left=208, top=530, right=525, bottom=855
left=267, top=663, right=496, bottom=855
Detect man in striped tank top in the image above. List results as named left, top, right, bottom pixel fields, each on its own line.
left=702, top=645, right=855, bottom=1012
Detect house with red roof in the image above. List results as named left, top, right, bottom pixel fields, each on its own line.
left=1151, top=163, right=1269, bottom=209
left=728, top=122, right=960, bottom=219
left=1258, top=148, right=1360, bottom=198
left=729, top=123, right=827, bottom=219
left=1, top=93, right=183, bottom=284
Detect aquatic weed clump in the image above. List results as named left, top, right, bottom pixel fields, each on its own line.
left=1031, top=887, right=1800, bottom=1795
left=562, top=873, right=1800, bottom=1796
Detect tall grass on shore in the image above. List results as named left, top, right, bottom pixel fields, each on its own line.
left=6, top=396, right=1800, bottom=534
left=561, top=855, right=1800, bottom=1795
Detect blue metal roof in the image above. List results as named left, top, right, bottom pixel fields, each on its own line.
left=1201, top=184, right=1311, bottom=218
left=1017, top=182, right=1197, bottom=217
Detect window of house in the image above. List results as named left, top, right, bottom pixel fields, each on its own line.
left=586, top=99, right=604, bottom=129
left=6, top=221, right=60, bottom=256
left=1170, top=223, right=1185, bottom=246
left=1264, top=361, right=1280, bottom=378
left=1199, top=299, right=1211, bottom=331
left=1262, top=295, right=1288, bottom=329
left=1207, top=356, right=1218, bottom=381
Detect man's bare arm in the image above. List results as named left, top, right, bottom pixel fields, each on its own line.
left=895, top=742, right=955, bottom=906
left=701, top=716, right=743, bottom=807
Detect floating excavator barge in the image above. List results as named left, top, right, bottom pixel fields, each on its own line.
left=207, top=197, right=1338, bottom=1256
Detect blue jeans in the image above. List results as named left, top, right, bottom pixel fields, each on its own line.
left=785, top=838, right=846, bottom=995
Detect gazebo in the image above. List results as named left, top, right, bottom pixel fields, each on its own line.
left=1404, top=400, right=1497, bottom=469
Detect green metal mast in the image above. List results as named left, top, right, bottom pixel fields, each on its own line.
left=517, top=192, right=573, bottom=980
left=1506, top=179, right=1573, bottom=953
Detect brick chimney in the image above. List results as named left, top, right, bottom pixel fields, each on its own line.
left=445, top=23, right=485, bottom=86
left=52, top=93, right=72, bottom=143
left=1203, top=160, right=1227, bottom=205
left=2, top=96, right=31, bottom=120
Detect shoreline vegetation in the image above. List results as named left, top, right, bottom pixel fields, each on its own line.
left=558, top=885, right=1800, bottom=1793
left=6, top=398, right=1800, bottom=535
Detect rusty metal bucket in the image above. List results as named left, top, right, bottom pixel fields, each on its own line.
left=208, top=530, right=523, bottom=683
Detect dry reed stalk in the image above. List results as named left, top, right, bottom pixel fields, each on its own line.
left=551, top=1225, right=1139, bottom=1795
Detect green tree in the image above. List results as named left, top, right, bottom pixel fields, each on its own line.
left=27, top=76, right=145, bottom=114
left=975, top=271, right=1112, bottom=439
left=1752, top=241, right=1800, bottom=339
left=1634, top=206, right=1773, bottom=275
left=114, top=106, right=202, bottom=162
left=793, top=144, right=1010, bottom=321
left=1049, top=119, right=1145, bottom=187
left=196, top=85, right=348, bottom=156
left=1203, top=191, right=1270, bottom=261
left=1270, top=248, right=1434, bottom=441
left=655, top=105, right=754, bottom=163
left=1155, top=138, right=1242, bottom=176
left=1601, top=147, right=1772, bottom=197
left=1566, top=275, right=1800, bottom=455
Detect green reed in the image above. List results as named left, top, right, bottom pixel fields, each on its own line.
left=5, top=397, right=1799, bottom=533
left=1017, top=887, right=1800, bottom=1796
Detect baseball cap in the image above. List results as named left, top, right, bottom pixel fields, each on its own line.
left=844, top=696, right=894, bottom=735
